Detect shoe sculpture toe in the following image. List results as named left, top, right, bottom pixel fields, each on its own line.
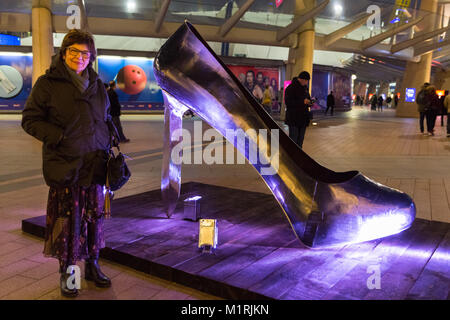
left=301, top=174, right=416, bottom=247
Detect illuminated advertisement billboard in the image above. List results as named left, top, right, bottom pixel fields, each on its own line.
left=97, top=56, right=164, bottom=111
left=405, top=88, right=416, bottom=102
left=0, top=53, right=33, bottom=111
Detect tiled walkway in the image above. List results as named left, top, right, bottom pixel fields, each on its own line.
left=1, top=105, right=449, bottom=299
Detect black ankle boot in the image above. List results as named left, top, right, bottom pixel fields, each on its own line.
left=60, top=273, right=79, bottom=297
left=85, top=259, right=111, bottom=288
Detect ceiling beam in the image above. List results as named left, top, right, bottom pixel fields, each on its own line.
left=315, top=35, right=419, bottom=62
left=52, top=14, right=294, bottom=47
left=276, top=0, right=329, bottom=41
left=0, top=12, right=30, bottom=32
left=360, top=16, right=423, bottom=50
left=349, top=59, right=404, bottom=76
left=219, top=0, right=255, bottom=37
left=415, top=37, right=450, bottom=56
left=0, top=12, right=421, bottom=63
left=391, top=24, right=450, bottom=53
left=433, top=45, right=450, bottom=59
left=154, top=0, right=171, bottom=34
left=323, top=12, right=372, bottom=48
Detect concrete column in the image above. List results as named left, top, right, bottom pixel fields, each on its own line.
left=282, top=0, right=315, bottom=120
left=396, top=0, right=438, bottom=118
left=32, top=0, right=53, bottom=86
left=285, top=0, right=315, bottom=82
left=433, top=68, right=449, bottom=89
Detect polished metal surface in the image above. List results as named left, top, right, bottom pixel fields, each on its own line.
left=154, top=21, right=416, bottom=248
left=161, top=92, right=187, bottom=218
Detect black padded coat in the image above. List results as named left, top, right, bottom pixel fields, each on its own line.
left=284, top=78, right=311, bottom=127
left=22, top=55, right=111, bottom=188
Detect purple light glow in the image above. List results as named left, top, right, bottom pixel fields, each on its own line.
left=356, top=210, right=412, bottom=242
left=185, top=196, right=202, bottom=201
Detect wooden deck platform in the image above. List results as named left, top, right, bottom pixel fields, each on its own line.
left=22, top=182, right=450, bottom=300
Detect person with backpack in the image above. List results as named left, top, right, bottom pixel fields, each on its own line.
left=444, top=90, right=450, bottom=138
left=416, top=83, right=430, bottom=135
left=426, top=86, right=440, bottom=136
left=377, top=95, right=384, bottom=112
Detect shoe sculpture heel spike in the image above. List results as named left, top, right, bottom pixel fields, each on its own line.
left=161, top=91, right=188, bottom=218
left=155, top=21, right=416, bottom=248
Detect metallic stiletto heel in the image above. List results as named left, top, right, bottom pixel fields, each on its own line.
left=161, top=90, right=188, bottom=218
left=155, top=21, right=416, bottom=248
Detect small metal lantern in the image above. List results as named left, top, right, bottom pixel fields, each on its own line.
left=183, top=196, right=202, bottom=221
left=198, top=219, right=218, bottom=253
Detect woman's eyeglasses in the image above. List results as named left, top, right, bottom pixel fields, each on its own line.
left=67, top=47, right=91, bottom=60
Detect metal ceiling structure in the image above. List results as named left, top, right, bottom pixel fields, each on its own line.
left=1, top=0, right=450, bottom=82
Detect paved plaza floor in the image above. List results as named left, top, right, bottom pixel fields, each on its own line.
left=1, top=106, right=449, bottom=300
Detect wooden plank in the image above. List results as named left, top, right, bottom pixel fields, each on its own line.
left=225, top=246, right=314, bottom=291
left=280, top=239, right=382, bottom=300
left=175, top=242, right=248, bottom=274
left=151, top=215, right=284, bottom=269
left=198, top=245, right=277, bottom=281
left=173, top=218, right=291, bottom=275
left=247, top=243, right=351, bottom=299
left=406, top=228, right=450, bottom=299
left=364, top=220, right=448, bottom=300
left=322, top=219, right=428, bottom=300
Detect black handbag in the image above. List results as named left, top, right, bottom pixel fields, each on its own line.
left=105, top=119, right=131, bottom=191
left=107, top=147, right=131, bottom=191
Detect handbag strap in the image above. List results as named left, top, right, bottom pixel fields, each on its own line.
left=106, top=117, right=121, bottom=153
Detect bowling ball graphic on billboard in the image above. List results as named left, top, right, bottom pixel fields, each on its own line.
left=97, top=57, right=164, bottom=111
left=116, top=65, right=147, bottom=95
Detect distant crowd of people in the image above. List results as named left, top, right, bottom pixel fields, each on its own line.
left=368, top=94, right=398, bottom=112
left=415, top=82, right=449, bottom=137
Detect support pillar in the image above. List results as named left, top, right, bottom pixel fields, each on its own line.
left=32, top=0, right=53, bottom=86
left=396, top=0, right=438, bottom=118
left=282, top=0, right=315, bottom=120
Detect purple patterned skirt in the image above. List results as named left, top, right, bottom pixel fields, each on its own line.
left=44, top=184, right=106, bottom=265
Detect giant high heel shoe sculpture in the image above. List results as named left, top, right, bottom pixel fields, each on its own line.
left=154, top=22, right=415, bottom=248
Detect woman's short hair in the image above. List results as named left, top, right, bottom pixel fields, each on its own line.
left=59, top=29, right=97, bottom=65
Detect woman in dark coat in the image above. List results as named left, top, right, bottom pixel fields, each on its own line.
left=22, top=29, right=112, bottom=297
left=284, top=72, right=312, bottom=148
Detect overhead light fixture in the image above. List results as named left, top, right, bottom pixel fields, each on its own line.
left=334, top=4, right=343, bottom=16
left=127, top=1, right=136, bottom=12
left=352, top=74, right=357, bottom=80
